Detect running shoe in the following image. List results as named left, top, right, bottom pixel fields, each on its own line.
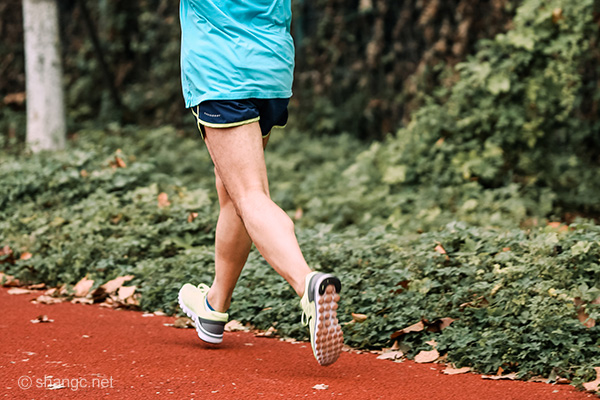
left=178, top=283, right=228, bottom=344
left=300, top=271, right=343, bottom=366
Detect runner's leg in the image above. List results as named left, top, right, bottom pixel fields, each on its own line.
left=207, top=167, right=253, bottom=313
left=204, top=122, right=312, bottom=300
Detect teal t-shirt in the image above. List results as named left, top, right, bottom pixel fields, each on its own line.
left=179, top=0, right=295, bottom=108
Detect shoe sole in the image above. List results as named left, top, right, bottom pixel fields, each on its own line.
left=178, top=293, right=223, bottom=344
left=311, top=275, right=343, bottom=366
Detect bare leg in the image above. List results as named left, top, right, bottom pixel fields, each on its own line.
left=206, top=167, right=253, bottom=313
left=204, top=122, right=312, bottom=305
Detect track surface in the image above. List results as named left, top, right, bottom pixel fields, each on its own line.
left=0, top=288, right=595, bottom=399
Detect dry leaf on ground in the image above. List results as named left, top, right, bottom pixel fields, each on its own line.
left=312, top=384, right=328, bottom=390
left=118, top=285, right=136, bottom=301
left=224, top=320, right=248, bottom=332
left=33, top=295, right=63, bottom=305
left=73, top=277, right=94, bottom=297
left=0, top=272, right=20, bottom=287
left=442, top=366, right=471, bottom=375
left=583, top=367, right=600, bottom=392
left=351, top=313, right=368, bottom=323
left=414, top=349, right=439, bottom=363
left=574, top=297, right=600, bottom=328
left=171, top=317, right=195, bottom=329
left=187, top=212, right=199, bottom=223
left=31, top=315, right=53, bottom=323
left=256, top=326, right=277, bottom=337
left=27, top=283, right=45, bottom=290
left=71, top=297, right=94, bottom=305
left=377, top=351, right=404, bottom=361
left=0, top=246, right=15, bottom=265
left=114, top=156, right=127, bottom=168
left=7, top=288, right=32, bottom=295
left=427, top=317, right=455, bottom=333
left=93, top=275, right=135, bottom=302
left=158, top=192, right=171, bottom=208
left=482, top=373, right=518, bottom=380
left=391, top=320, right=424, bottom=339
left=434, top=243, right=449, bottom=260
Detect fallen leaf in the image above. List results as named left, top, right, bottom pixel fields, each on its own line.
left=71, top=297, right=94, bottom=305
left=0, top=272, right=19, bottom=286
left=414, top=349, right=439, bottom=363
left=20, top=252, right=33, bottom=261
left=256, top=326, right=277, bottom=337
left=33, top=295, right=63, bottom=305
left=377, top=351, right=404, bottom=360
left=8, top=288, right=32, bottom=295
left=434, top=244, right=447, bottom=254
left=224, top=320, right=247, bottom=332
left=575, top=297, right=600, bottom=328
left=528, top=376, right=547, bottom=383
left=7, top=288, right=32, bottom=294
left=547, top=222, right=568, bottom=232
left=442, top=366, right=471, bottom=375
left=187, top=212, right=199, bottom=223
left=391, top=320, right=425, bottom=339
left=73, top=277, right=94, bottom=297
left=115, top=156, right=127, bottom=168
left=351, top=313, right=368, bottom=323
left=117, top=285, right=136, bottom=301
left=27, top=283, right=45, bottom=290
left=312, top=384, right=329, bottom=390
left=583, top=367, right=600, bottom=392
left=427, top=317, right=455, bottom=333
left=552, top=8, right=563, bottom=24
left=158, top=192, right=171, bottom=208
left=172, top=317, right=195, bottom=329
left=482, top=373, right=518, bottom=380
left=426, top=340, right=438, bottom=348
left=99, top=275, right=134, bottom=295
left=0, top=246, right=16, bottom=265
left=31, top=315, right=53, bottom=323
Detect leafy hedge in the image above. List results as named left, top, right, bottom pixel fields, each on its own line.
left=1, top=0, right=600, bottom=392
left=1, top=126, right=599, bottom=390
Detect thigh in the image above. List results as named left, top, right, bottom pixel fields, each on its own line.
left=204, top=122, right=271, bottom=201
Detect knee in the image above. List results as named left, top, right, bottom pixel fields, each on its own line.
left=215, top=169, right=232, bottom=207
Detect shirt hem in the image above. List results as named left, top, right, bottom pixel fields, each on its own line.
left=185, top=90, right=293, bottom=109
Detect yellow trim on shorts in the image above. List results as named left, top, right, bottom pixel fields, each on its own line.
left=197, top=117, right=260, bottom=129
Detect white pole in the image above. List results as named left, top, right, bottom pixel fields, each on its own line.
left=22, top=0, right=66, bottom=152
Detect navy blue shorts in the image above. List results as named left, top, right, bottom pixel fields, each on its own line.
left=191, top=98, right=289, bottom=139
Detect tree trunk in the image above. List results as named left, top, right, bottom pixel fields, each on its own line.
left=22, top=0, right=66, bottom=152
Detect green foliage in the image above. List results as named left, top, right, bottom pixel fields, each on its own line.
left=1, top=126, right=600, bottom=389
left=292, top=0, right=600, bottom=231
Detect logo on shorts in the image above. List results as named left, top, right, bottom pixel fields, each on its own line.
left=204, top=112, right=221, bottom=118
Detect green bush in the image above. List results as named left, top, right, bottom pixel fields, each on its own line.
left=1, top=126, right=600, bottom=389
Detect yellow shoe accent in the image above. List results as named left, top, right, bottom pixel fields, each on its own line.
left=178, top=283, right=228, bottom=344
left=300, top=272, right=343, bottom=366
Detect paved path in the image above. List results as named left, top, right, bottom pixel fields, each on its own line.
left=0, top=288, right=595, bottom=399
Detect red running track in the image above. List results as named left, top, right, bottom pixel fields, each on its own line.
left=0, top=288, right=595, bottom=400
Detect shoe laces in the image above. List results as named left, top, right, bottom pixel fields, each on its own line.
left=197, top=283, right=210, bottom=295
